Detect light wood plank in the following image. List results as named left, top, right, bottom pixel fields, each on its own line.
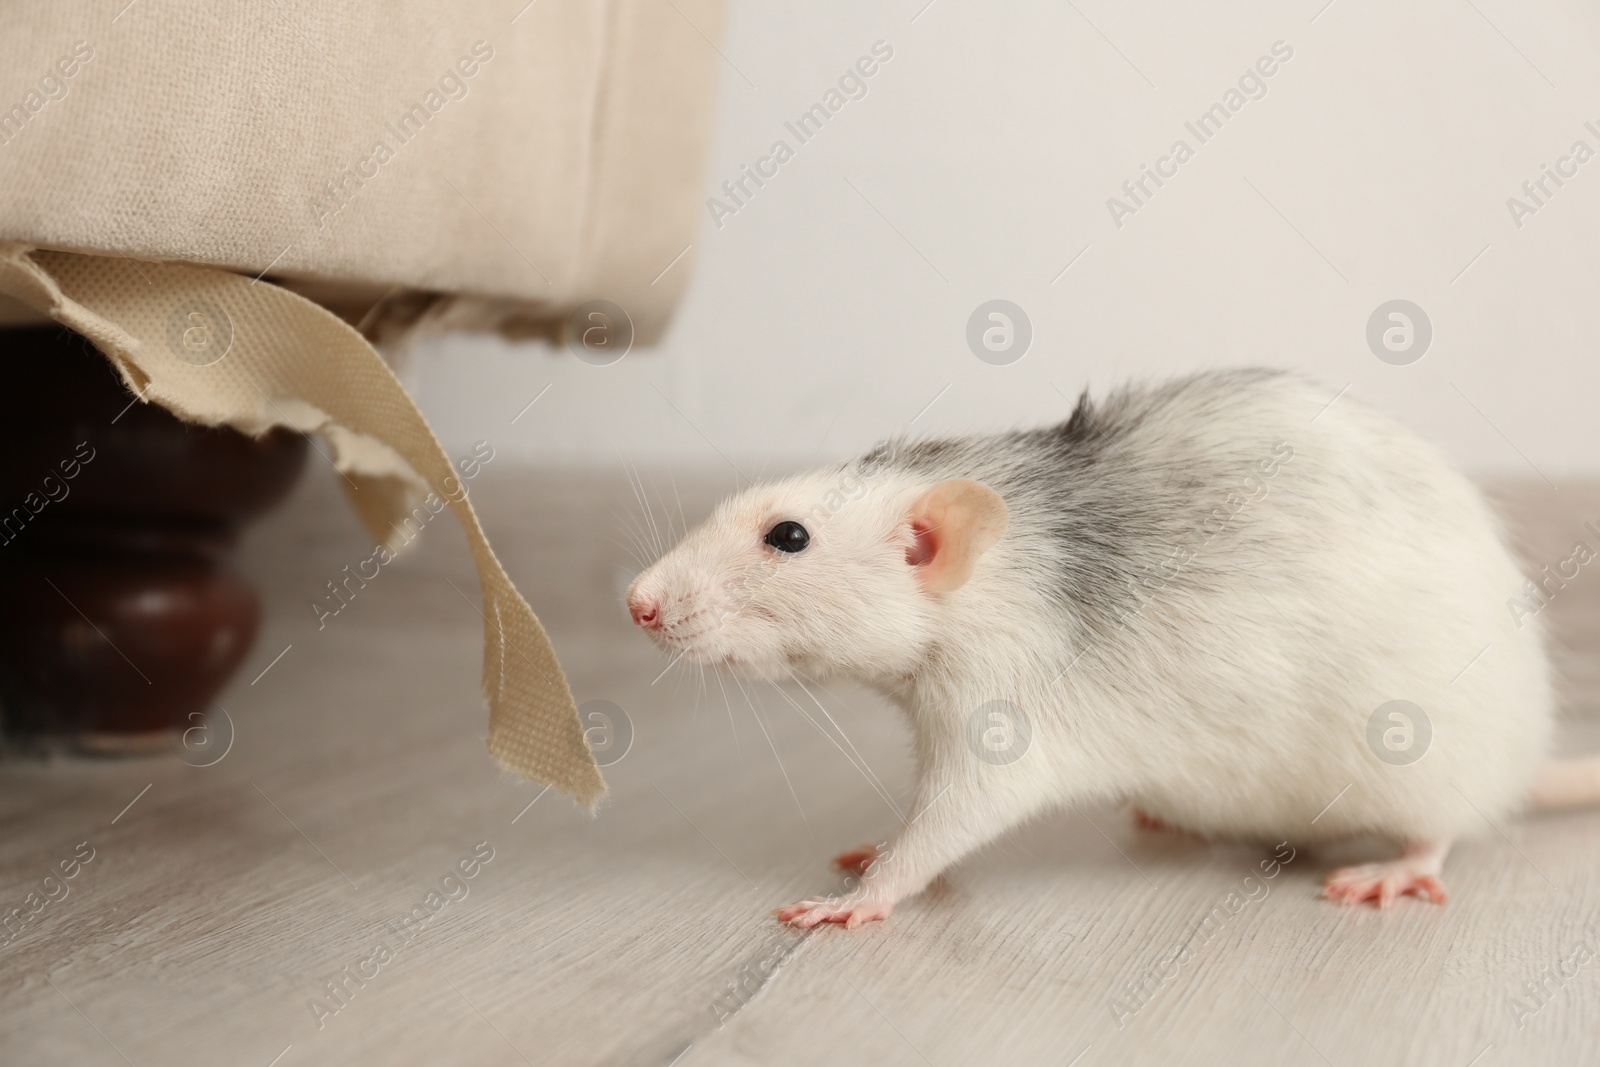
left=1, top=468, right=1596, bottom=1066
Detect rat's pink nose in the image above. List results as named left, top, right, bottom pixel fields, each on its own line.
left=629, top=593, right=662, bottom=630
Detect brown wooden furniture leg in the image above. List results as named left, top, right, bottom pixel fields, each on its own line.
left=0, top=326, right=307, bottom=753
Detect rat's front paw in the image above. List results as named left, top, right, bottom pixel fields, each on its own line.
left=773, top=896, right=894, bottom=930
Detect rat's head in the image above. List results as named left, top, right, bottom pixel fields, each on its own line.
left=625, top=463, right=1008, bottom=682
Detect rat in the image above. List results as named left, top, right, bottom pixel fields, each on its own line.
left=626, top=368, right=1600, bottom=927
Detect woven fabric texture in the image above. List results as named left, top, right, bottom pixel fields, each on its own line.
left=0, top=0, right=724, bottom=341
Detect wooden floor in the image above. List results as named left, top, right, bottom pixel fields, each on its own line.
left=2, top=466, right=1598, bottom=1066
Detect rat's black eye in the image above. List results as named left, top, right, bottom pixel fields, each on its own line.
left=764, top=520, right=810, bottom=553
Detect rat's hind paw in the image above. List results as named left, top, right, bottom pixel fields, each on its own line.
left=1323, top=866, right=1447, bottom=908
left=830, top=844, right=880, bottom=876
left=1323, top=842, right=1451, bottom=908
left=774, top=897, right=894, bottom=930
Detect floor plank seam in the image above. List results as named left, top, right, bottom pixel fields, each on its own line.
left=676, top=922, right=817, bottom=1062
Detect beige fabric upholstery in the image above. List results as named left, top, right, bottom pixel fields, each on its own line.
left=0, top=1, right=729, bottom=801
left=0, top=0, right=724, bottom=340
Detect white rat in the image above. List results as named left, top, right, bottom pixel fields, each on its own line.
left=627, top=369, right=1600, bottom=927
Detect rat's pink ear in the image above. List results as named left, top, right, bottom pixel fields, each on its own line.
left=904, top=479, right=1008, bottom=593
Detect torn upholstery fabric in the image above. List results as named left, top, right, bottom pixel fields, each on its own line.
left=0, top=244, right=605, bottom=806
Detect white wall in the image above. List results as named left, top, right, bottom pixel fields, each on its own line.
left=411, top=0, right=1600, bottom=482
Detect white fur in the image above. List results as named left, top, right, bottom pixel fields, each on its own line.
left=628, top=371, right=1554, bottom=911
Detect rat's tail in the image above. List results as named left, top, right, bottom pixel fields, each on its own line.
left=1529, top=757, right=1600, bottom=810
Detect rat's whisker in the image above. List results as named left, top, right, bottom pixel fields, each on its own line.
left=697, top=663, right=723, bottom=752
left=729, top=672, right=813, bottom=843
left=641, top=464, right=670, bottom=556
left=615, top=468, right=651, bottom=561
left=604, top=533, right=651, bottom=571
left=617, top=452, right=665, bottom=557
left=787, top=672, right=905, bottom=824
left=650, top=648, right=690, bottom=685
left=766, top=679, right=904, bottom=824
left=712, top=662, right=739, bottom=758
left=608, top=497, right=660, bottom=568
left=664, top=465, right=691, bottom=544
left=647, top=472, right=681, bottom=546
left=615, top=499, right=658, bottom=555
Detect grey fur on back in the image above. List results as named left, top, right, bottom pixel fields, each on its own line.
left=857, top=367, right=1309, bottom=642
